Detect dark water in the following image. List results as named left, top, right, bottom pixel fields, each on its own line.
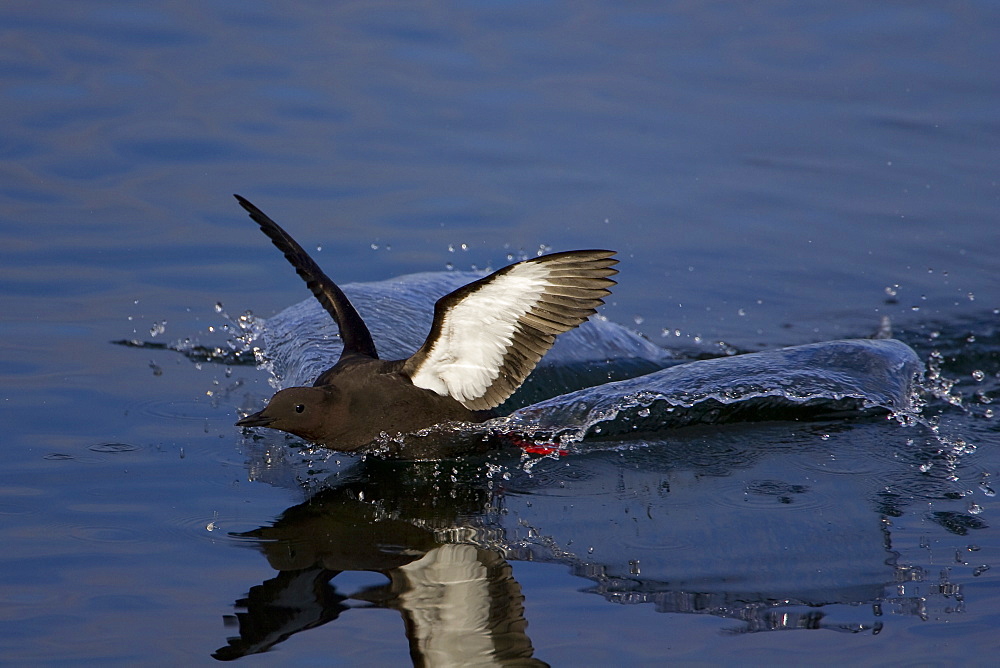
left=2, top=1, right=998, bottom=665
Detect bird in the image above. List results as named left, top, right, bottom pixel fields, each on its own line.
left=233, top=195, right=617, bottom=451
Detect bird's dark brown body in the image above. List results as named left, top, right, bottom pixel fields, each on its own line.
left=237, top=356, right=487, bottom=449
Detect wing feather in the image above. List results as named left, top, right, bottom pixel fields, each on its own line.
left=234, top=195, right=378, bottom=361
left=403, top=249, right=618, bottom=410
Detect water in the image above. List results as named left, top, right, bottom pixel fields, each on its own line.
left=2, top=1, right=999, bottom=665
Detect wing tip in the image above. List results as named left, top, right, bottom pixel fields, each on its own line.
left=233, top=193, right=254, bottom=211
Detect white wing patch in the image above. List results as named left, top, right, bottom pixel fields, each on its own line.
left=409, top=263, right=550, bottom=403
left=404, top=249, right=617, bottom=410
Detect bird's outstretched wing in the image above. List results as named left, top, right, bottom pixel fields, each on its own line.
left=235, top=195, right=378, bottom=360
left=403, top=250, right=617, bottom=410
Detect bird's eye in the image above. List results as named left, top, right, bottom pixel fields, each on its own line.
left=295, top=404, right=305, bottom=413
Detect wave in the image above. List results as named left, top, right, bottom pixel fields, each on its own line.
left=251, top=271, right=922, bottom=459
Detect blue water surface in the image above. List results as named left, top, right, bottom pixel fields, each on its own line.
left=1, top=1, right=998, bottom=665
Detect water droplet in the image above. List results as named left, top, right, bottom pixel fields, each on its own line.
left=884, top=286, right=898, bottom=297
left=214, top=302, right=224, bottom=313
left=149, top=320, right=167, bottom=337
left=316, top=245, right=322, bottom=252
left=973, top=565, right=991, bottom=577
left=969, top=503, right=983, bottom=515
left=370, top=243, right=378, bottom=250
left=737, top=308, right=746, bottom=316
left=633, top=315, right=644, bottom=325
left=637, top=407, right=650, bottom=418
left=967, top=292, right=975, bottom=301
left=972, top=370, right=985, bottom=382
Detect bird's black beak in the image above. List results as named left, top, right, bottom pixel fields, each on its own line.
left=236, top=411, right=273, bottom=428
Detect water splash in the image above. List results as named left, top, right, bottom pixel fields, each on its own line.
left=923, top=350, right=963, bottom=407
left=502, top=339, right=922, bottom=448
left=239, top=271, right=934, bottom=464
left=888, top=336, right=989, bottom=480
left=112, top=302, right=265, bottom=367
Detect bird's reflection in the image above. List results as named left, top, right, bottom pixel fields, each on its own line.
left=214, top=457, right=546, bottom=665
left=214, top=567, right=346, bottom=661
left=216, top=422, right=953, bottom=662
